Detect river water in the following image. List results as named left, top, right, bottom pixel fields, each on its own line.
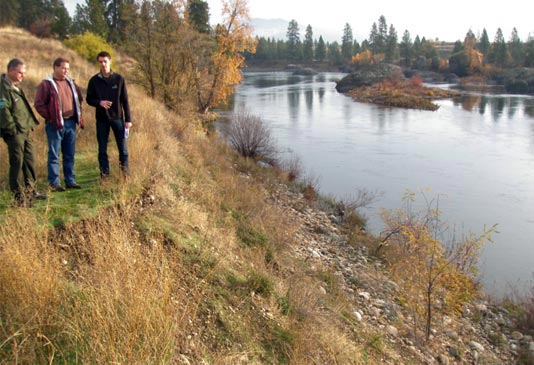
left=217, top=71, right=534, bottom=295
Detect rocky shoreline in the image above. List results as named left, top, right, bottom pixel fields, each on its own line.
left=268, top=181, right=533, bottom=364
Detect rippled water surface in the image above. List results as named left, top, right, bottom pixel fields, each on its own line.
left=217, top=72, right=534, bottom=294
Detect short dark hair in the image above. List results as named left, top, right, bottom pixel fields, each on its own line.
left=7, top=58, right=24, bottom=72
left=53, top=57, right=69, bottom=68
left=96, top=51, right=111, bottom=60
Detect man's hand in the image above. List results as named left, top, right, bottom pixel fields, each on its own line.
left=99, top=100, right=112, bottom=109
left=125, top=122, right=132, bottom=129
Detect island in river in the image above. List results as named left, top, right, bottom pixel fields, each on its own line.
left=335, top=63, right=460, bottom=110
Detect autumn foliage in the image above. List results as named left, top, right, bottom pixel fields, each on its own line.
left=380, top=191, right=496, bottom=341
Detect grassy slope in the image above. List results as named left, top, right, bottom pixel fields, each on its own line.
left=0, top=27, right=399, bottom=364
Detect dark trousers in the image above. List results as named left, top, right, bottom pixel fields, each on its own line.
left=96, top=118, right=128, bottom=175
left=2, top=131, right=36, bottom=194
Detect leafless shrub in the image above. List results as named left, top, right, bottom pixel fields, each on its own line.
left=228, top=109, right=278, bottom=163
left=302, top=173, right=320, bottom=202
left=282, top=154, right=303, bottom=182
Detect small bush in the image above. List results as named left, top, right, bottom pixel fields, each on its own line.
left=228, top=109, right=277, bottom=163
left=64, top=32, right=114, bottom=63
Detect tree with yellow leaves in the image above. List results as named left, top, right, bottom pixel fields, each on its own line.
left=381, top=191, right=496, bottom=341
left=194, top=0, right=256, bottom=113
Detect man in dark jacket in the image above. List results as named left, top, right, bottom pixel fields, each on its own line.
left=35, top=57, right=84, bottom=191
left=0, top=58, right=47, bottom=207
left=86, top=51, right=132, bottom=178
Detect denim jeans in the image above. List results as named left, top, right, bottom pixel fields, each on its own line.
left=96, top=118, right=128, bottom=175
left=46, top=118, right=76, bottom=186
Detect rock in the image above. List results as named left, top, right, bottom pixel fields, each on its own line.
left=475, top=303, right=488, bottom=312
left=353, top=311, right=363, bottom=321
left=529, top=341, right=534, bottom=352
left=335, top=63, right=405, bottom=93
left=471, top=349, right=479, bottom=362
left=437, top=354, right=449, bottom=365
left=292, top=67, right=317, bottom=76
left=448, top=347, right=460, bottom=358
left=309, top=249, right=321, bottom=258
left=319, top=286, right=327, bottom=295
left=386, top=325, right=398, bottom=337
left=358, top=291, right=371, bottom=301
left=469, top=341, right=485, bottom=352
left=511, top=331, right=523, bottom=341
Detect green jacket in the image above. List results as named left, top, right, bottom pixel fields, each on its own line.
left=0, top=73, right=39, bottom=136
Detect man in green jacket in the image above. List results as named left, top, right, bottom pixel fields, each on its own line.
left=0, top=58, right=47, bottom=207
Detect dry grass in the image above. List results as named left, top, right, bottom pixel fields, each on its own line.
left=0, top=27, right=390, bottom=364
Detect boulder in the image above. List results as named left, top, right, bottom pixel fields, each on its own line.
left=335, top=63, right=405, bottom=93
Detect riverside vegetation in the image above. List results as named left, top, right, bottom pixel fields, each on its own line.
left=1, top=27, right=534, bottom=364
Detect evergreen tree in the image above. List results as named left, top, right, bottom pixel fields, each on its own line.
left=0, top=0, right=19, bottom=26
left=369, top=22, right=379, bottom=53
left=385, top=24, right=398, bottom=62
left=353, top=40, right=361, bottom=54
left=452, top=40, right=464, bottom=54
left=400, top=29, right=412, bottom=66
left=377, top=15, right=388, bottom=53
left=72, top=0, right=109, bottom=39
left=327, top=41, right=341, bottom=65
left=413, top=35, right=422, bottom=57
left=341, top=23, right=353, bottom=61
left=478, top=28, right=490, bottom=57
left=489, top=28, right=509, bottom=67
left=50, top=0, right=71, bottom=39
left=286, top=19, right=301, bottom=61
left=316, top=35, right=326, bottom=62
left=303, top=24, right=314, bottom=62
left=187, top=0, right=210, bottom=34
left=524, top=34, right=534, bottom=67
left=508, top=27, right=523, bottom=66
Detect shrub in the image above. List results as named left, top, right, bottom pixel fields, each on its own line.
left=228, top=109, right=277, bottom=163
left=64, top=32, right=114, bottom=63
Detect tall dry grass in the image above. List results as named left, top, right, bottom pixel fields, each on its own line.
left=0, top=27, right=385, bottom=364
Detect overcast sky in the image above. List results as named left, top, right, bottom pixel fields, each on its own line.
left=63, top=0, right=534, bottom=43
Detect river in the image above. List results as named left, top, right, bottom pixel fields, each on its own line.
left=216, top=71, right=534, bottom=296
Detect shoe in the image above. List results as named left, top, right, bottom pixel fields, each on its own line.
left=33, top=191, right=48, bottom=200
left=14, top=193, right=33, bottom=208
left=66, top=182, right=82, bottom=189
left=50, top=184, right=65, bottom=192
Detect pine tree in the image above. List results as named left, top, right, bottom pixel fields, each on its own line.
left=508, top=27, right=523, bottom=67
left=0, top=0, right=19, bottom=26
left=286, top=19, right=301, bottom=61
left=385, top=24, right=398, bottom=62
left=341, top=23, right=353, bottom=61
left=316, top=35, right=326, bottom=62
left=187, top=0, right=210, bottom=34
left=489, top=28, right=509, bottom=67
left=400, top=29, right=412, bottom=66
left=478, top=28, right=490, bottom=58
left=72, top=0, right=109, bottom=39
left=303, top=24, right=314, bottom=62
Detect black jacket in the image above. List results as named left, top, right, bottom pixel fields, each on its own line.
left=86, top=72, right=131, bottom=123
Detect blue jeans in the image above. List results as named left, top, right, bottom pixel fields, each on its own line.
left=46, top=118, right=77, bottom=186
left=96, top=119, right=128, bottom=175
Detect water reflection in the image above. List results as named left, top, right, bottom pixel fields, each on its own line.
left=305, top=89, right=313, bottom=113
left=287, top=89, right=300, bottom=121
left=318, top=87, right=326, bottom=104
left=451, top=93, right=534, bottom=121
left=218, top=71, right=534, bottom=295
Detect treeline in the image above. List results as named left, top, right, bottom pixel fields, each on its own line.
left=0, top=0, right=256, bottom=114
left=247, top=15, right=534, bottom=75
